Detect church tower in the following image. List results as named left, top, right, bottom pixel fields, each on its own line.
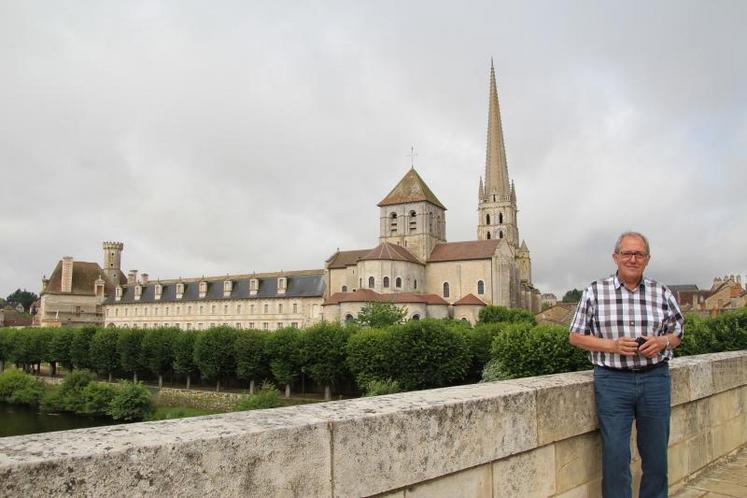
left=477, top=61, right=519, bottom=246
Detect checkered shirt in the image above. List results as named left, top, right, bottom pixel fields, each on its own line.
left=569, top=273, right=684, bottom=369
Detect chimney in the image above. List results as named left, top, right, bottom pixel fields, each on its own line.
left=128, top=270, right=138, bottom=286
left=61, top=257, right=74, bottom=293
left=141, top=273, right=149, bottom=285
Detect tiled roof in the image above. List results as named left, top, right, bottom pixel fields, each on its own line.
left=105, top=271, right=325, bottom=304
left=44, top=261, right=113, bottom=296
left=428, top=240, right=500, bottom=262
left=667, top=284, right=700, bottom=293
left=326, top=249, right=372, bottom=269
left=377, top=168, right=446, bottom=210
left=453, top=294, right=486, bottom=306
left=360, top=243, right=423, bottom=265
left=324, top=289, right=448, bottom=306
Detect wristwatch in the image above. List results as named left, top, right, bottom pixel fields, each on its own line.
left=665, top=335, right=673, bottom=352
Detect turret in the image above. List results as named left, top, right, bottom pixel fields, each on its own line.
left=102, top=241, right=124, bottom=285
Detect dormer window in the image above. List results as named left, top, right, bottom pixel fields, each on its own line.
left=223, top=280, right=233, bottom=298
left=115, top=286, right=123, bottom=302
left=250, top=278, right=259, bottom=296
left=176, top=282, right=184, bottom=299
left=155, top=284, right=162, bottom=300
left=199, top=281, right=208, bottom=298
left=134, top=285, right=142, bottom=301
left=94, top=278, right=105, bottom=298
left=277, top=277, right=287, bottom=295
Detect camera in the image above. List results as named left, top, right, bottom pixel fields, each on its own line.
left=635, top=336, right=646, bottom=348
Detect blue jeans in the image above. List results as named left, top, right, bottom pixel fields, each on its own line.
left=594, top=364, right=671, bottom=498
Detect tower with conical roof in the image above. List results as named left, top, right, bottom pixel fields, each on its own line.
left=377, top=167, right=446, bottom=262
left=477, top=61, right=519, bottom=246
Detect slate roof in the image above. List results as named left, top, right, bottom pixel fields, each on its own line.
left=360, top=243, right=423, bottom=265
left=105, top=271, right=325, bottom=305
left=428, top=240, right=500, bottom=262
left=453, top=294, right=486, bottom=306
left=44, top=261, right=114, bottom=296
left=377, top=168, right=446, bottom=210
left=324, top=289, right=448, bottom=306
left=326, top=249, right=372, bottom=269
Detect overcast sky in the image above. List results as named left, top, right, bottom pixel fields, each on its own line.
left=1, top=0, right=745, bottom=300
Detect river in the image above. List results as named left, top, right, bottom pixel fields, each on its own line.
left=0, top=403, right=120, bottom=438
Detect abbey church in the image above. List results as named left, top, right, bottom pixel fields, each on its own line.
left=36, top=63, right=541, bottom=329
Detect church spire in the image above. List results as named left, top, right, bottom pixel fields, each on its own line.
left=484, top=60, right=510, bottom=201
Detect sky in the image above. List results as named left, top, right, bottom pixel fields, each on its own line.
left=1, top=0, right=745, bottom=300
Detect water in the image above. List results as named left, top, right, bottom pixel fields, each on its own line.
left=0, top=403, right=120, bottom=438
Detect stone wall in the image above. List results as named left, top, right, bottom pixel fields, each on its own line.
left=1, top=351, right=745, bottom=497
left=156, top=387, right=243, bottom=411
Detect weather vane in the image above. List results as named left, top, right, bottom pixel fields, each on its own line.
left=407, top=145, right=418, bottom=168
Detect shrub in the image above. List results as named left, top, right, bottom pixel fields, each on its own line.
left=0, top=369, right=45, bottom=406
left=363, top=378, right=401, bottom=397
left=346, top=328, right=396, bottom=387
left=58, top=369, right=97, bottom=412
left=490, top=323, right=588, bottom=379
left=478, top=305, right=536, bottom=326
left=108, top=381, right=153, bottom=421
left=70, top=326, right=97, bottom=369
left=299, top=322, right=352, bottom=395
left=462, top=323, right=504, bottom=382
left=78, top=382, right=119, bottom=417
left=678, top=313, right=716, bottom=356
left=480, top=358, right=513, bottom=382
left=355, top=302, right=407, bottom=328
left=234, top=382, right=282, bottom=411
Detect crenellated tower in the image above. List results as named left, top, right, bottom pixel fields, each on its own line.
left=102, top=241, right=125, bottom=285
left=477, top=61, right=519, bottom=246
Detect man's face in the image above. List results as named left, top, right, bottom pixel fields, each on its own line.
left=613, top=235, right=650, bottom=284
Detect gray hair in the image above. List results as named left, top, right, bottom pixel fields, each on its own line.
left=614, top=231, right=650, bottom=255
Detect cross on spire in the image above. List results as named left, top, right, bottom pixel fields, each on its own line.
left=407, top=145, right=418, bottom=169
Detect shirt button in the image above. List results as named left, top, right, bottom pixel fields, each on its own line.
left=629, top=321, right=634, bottom=325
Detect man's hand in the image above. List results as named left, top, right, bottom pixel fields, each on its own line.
left=638, top=336, right=666, bottom=358
left=611, top=337, right=639, bottom=356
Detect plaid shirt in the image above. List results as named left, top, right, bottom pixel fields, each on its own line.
left=570, top=273, right=684, bottom=369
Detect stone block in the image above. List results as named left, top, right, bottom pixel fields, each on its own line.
left=671, top=400, right=710, bottom=445
left=687, top=431, right=714, bottom=475
left=554, top=479, right=601, bottom=498
left=0, top=409, right=331, bottom=498
left=492, top=444, right=555, bottom=498
left=683, top=357, right=715, bottom=401
left=405, top=464, right=491, bottom=498
left=668, top=441, right=688, bottom=486
left=711, top=353, right=747, bottom=393
left=319, top=382, right=537, bottom=498
left=709, top=388, right=744, bottom=424
left=670, top=362, right=692, bottom=406
left=507, top=372, right=597, bottom=445
left=710, top=416, right=746, bottom=459
left=554, top=432, right=601, bottom=492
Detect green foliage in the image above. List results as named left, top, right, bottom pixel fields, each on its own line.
left=117, top=328, right=145, bottom=377
left=49, top=328, right=75, bottom=371
left=234, top=381, right=282, bottom=411
left=300, top=322, right=352, bottom=388
left=490, top=323, right=588, bottom=379
left=234, top=329, right=269, bottom=384
left=56, top=369, right=97, bottom=412
left=172, top=330, right=199, bottom=379
left=5, top=289, right=38, bottom=312
left=480, top=358, right=513, bottom=382
left=193, top=326, right=238, bottom=383
left=678, top=310, right=747, bottom=356
left=78, top=382, right=119, bottom=417
left=0, top=368, right=45, bottom=406
left=108, top=381, right=153, bottom=421
left=265, top=327, right=302, bottom=388
left=562, top=289, right=583, bottom=303
left=70, top=326, right=97, bottom=369
left=0, top=328, right=16, bottom=364
left=363, top=378, right=401, bottom=397
left=355, top=302, right=408, bottom=328
left=148, top=406, right=219, bottom=420
left=463, top=323, right=504, bottom=381
left=141, top=327, right=178, bottom=379
left=478, top=306, right=536, bottom=326
left=89, top=328, right=120, bottom=377
left=346, top=327, right=396, bottom=387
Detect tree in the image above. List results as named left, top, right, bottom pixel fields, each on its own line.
left=70, top=326, right=97, bottom=370
left=265, top=327, right=302, bottom=398
left=193, top=326, right=238, bottom=391
left=355, top=302, right=408, bottom=328
left=0, top=328, right=16, bottom=372
left=234, top=329, right=269, bottom=394
left=49, top=328, right=75, bottom=372
left=172, top=330, right=198, bottom=389
left=108, top=381, right=153, bottom=421
left=117, top=328, right=145, bottom=382
left=300, top=322, right=351, bottom=400
left=141, top=327, right=177, bottom=388
left=561, top=289, right=583, bottom=303
left=478, top=305, right=536, bottom=325
left=89, top=328, right=120, bottom=382
left=5, top=289, right=38, bottom=313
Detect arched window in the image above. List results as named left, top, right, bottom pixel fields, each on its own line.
left=411, top=314, right=420, bottom=320
left=487, top=232, right=491, bottom=240
left=368, top=276, right=375, bottom=288
left=341, top=285, right=348, bottom=292
left=409, top=210, right=417, bottom=232
left=486, top=214, right=491, bottom=225
left=499, top=231, right=504, bottom=239
left=443, top=282, right=450, bottom=298
left=395, top=277, right=402, bottom=288
left=499, top=212, right=503, bottom=224
left=477, top=280, right=485, bottom=295
left=345, top=314, right=354, bottom=323
left=390, top=212, right=398, bottom=234
left=383, top=276, right=390, bottom=288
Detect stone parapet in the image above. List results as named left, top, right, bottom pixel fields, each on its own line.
left=1, top=351, right=745, bottom=497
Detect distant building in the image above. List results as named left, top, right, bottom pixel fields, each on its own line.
left=541, top=293, right=558, bottom=307
left=535, top=303, right=577, bottom=327
left=0, top=307, right=33, bottom=328
left=669, top=275, right=746, bottom=316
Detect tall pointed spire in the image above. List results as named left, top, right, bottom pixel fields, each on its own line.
left=484, top=60, right=510, bottom=201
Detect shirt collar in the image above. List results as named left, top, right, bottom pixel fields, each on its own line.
left=613, top=272, right=646, bottom=292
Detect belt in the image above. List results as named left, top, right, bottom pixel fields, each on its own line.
left=597, top=361, right=667, bottom=373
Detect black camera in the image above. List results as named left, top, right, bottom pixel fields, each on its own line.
left=635, top=336, right=647, bottom=348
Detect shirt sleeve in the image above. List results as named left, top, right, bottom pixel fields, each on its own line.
left=663, top=288, right=685, bottom=338
left=569, top=287, right=594, bottom=335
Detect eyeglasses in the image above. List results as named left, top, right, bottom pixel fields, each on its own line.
left=616, top=251, right=649, bottom=260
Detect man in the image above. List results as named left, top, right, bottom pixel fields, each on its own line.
left=569, top=231, right=684, bottom=498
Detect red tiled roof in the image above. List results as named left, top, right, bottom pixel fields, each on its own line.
left=324, top=289, right=448, bottom=306
left=453, top=294, right=486, bottom=306
left=326, top=249, right=372, bottom=269
left=428, top=240, right=500, bottom=262
left=377, top=168, right=446, bottom=209
left=360, top=243, right=423, bottom=265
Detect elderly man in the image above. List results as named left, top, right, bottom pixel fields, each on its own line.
left=569, top=231, right=684, bottom=498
